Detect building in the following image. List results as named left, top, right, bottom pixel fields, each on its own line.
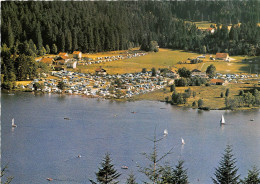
left=215, top=53, right=230, bottom=61
left=40, top=57, right=54, bottom=66
left=210, top=79, right=228, bottom=85
left=207, top=28, right=215, bottom=34
left=67, top=61, right=77, bottom=69
left=191, top=69, right=207, bottom=78
left=73, top=51, right=82, bottom=59
left=58, top=52, right=68, bottom=57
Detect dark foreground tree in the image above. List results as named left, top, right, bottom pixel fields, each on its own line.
left=138, top=128, right=174, bottom=184
left=212, top=145, right=240, bottom=184
left=1, top=165, right=13, bottom=184
left=126, top=173, right=138, bottom=184
left=90, top=153, right=121, bottom=184
left=241, top=166, right=260, bottom=184
left=161, top=160, right=189, bottom=184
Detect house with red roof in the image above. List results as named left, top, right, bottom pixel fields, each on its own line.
left=40, top=57, right=54, bottom=66
left=207, top=28, right=215, bottom=34
left=73, top=51, right=82, bottom=59
left=58, top=52, right=68, bottom=57
left=215, top=53, right=230, bottom=61
left=210, top=79, right=228, bottom=85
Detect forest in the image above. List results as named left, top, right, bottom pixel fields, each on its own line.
left=1, top=1, right=260, bottom=87
left=2, top=1, right=259, bottom=54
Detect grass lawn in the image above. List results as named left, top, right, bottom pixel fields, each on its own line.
left=77, top=49, right=200, bottom=74
left=16, top=81, right=33, bottom=85
left=76, top=48, right=259, bottom=75
left=131, top=82, right=260, bottom=110
left=192, top=21, right=214, bottom=29
left=176, top=55, right=259, bottom=74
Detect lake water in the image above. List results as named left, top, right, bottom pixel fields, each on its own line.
left=1, top=92, right=260, bottom=184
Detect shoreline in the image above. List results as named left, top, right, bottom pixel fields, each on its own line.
left=3, top=89, right=259, bottom=111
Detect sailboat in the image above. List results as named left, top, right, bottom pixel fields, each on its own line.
left=163, top=129, right=168, bottom=136
left=181, top=138, right=185, bottom=145
left=12, top=118, right=17, bottom=127
left=220, top=115, right=225, bottom=125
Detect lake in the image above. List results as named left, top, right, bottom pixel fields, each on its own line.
left=1, top=92, right=260, bottom=183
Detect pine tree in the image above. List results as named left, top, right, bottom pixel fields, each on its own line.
left=7, top=19, right=14, bottom=48
left=90, top=153, right=121, bottom=184
left=172, top=161, right=189, bottom=184
left=36, top=22, right=43, bottom=50
left=212, top=145, right=240, bottom=184
left=46, top=45, right=50, bottom=54
left=138, top=128, right=174, bottom=184
left=221, top=92, right=224, bottom=98
left=160, top=161, right=189, bottom=184
left=61, top=33, right=65, bottom=52
left=51, top=44, right=57, bottom=54
left=241, top=166, right=260, bottom=184
left=226, top=88, right=230, bottom=97
left=126, top=173, right=138, bottom=184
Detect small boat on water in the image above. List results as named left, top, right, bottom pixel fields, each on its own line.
left=121, top=165, right=128, bottom=169
left=46, top=178, right=53, bottom=181
left=220, top=115, right=225, bottom=125
left=131, top=111, right=136, bottom=114
left=250, top=119, right=254, bottom=121
left=12, top=118, right=17, bottom=127
left=164, top=129, right=168, bottom=136
left=181, top=138, right=185, bottom=145
left=64, top=117, right=70, bottom=120
left=77, top=155, right=82, bottom=158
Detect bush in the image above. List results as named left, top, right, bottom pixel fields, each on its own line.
left=192, top=101, right=197, bottom=107
left=220, top=92, right=224, bottom=98
left=198, top=99, right=204, bottom=108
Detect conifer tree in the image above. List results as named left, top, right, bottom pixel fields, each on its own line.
left=138, top=128, right=174, bottom=184
left=45, top=45, right=50, bottom=54
left=7, top=19, right=14, bottom=48
left=226, top=88, right=230, bottom=97
left=36, top=22, right=43, bottom=50
left=51, top=44, right=57, bottom=54
left=172, top=161, right=189, bottom=184
left=241, top=166, right=260, bottom=184
left=90, top=153, right=121, bottom=184
left=161, top=161, right=189, bottom=184
left=212, top=145, right=240, bottom=184
left=126, top=173, right=138, bottom=184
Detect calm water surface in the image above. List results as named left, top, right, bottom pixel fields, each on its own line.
left=1, top=92, right=260, bottom=184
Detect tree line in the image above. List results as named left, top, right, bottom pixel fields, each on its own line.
left=2, top=1, right=259, bottom=55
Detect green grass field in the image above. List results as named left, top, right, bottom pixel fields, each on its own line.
left=78, top=49, right=200, bottom=74
left=77, top=48, right=259, bottom=75
left=131, top=82, right=260, bottom=109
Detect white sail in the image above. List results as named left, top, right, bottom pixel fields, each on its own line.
left=181, top=138, right=185, bottom=145
left=164, top=129, right=168, bottom=136
left=220, top=115, right=225, bottom=124
left=12, top=118, right=17, bottom=127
